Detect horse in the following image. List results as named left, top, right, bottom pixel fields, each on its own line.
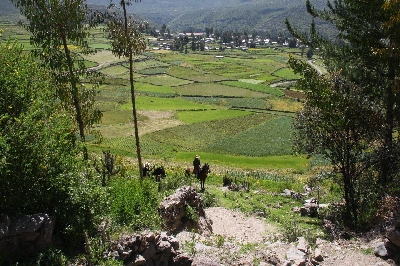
left=197, top=163, right=210, bottom=191
left=151, top=166, right=166, bottom=182
left=185, top=167, right=196, bottom=177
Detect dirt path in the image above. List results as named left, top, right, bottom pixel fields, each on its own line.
left=175, top=207, right=392, bottom=265
left=138, top=110, right=184, bottom=136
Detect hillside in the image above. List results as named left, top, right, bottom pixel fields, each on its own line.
left=1, top=0, right=335, bottom=37
left=86, top=0, right=333, bottom=35
left=0, top=0, right=21, bottom=21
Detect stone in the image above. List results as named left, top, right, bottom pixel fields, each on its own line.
left=133, top=254, right=146, bottom=265
left=168, top=235, right=180, bottom=251
left=297, top=237, right=309, bottom=253
left=374, top=242, right=388, bottom=257
left=384, top=238, right=399, bottom=253
left=105, top=231, right=191, bottom=265
left=158, top=186, right=211, bottom=233
left=157, top=240, right=172, bottom=253
left=0, top=213, right=54, bottom=263
left=173, top=253, right=193, bottom=266
left=386, top=227, right=400, bottom=247
left=146, top=232, right=155, bottom=243
left=120, top=250, right=133, bottom=260
left=313, top=248, right=323, bottom=262
left=286, top=246, right=306, bottom=261
left=142, top=242, right=156, bottom=260
left=8, top=214, right=50, bottom=235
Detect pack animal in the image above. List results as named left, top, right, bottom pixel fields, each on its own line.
left=185, top=167, right=196, bottom=177
left=197, top=163, right=210, bottom=191
left=152, top=166, right=166, bottom=182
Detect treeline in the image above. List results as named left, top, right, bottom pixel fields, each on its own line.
left=287, top=0, right=400, bottom=230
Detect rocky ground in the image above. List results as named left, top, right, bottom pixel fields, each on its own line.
left=175, top=207, right=396, bottom=266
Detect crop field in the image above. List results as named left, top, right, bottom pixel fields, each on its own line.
left=1, top=22, right=310, bottom=172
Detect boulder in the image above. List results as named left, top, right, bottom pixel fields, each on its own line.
left=374, top=242, right=389, bottom=257
left=386, top=227, right=400, bottom=248
left=0, top=213, right=54, bottom=263
left=105, top=231, right=192, bottom=265
left=158, top=186, right=212, bottom=233
left=300, top=198, right=318, bottom=217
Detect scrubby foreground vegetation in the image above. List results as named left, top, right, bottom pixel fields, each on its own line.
left=2, top=0, right=400, bottom=264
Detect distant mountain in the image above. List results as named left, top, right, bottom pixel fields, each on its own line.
left=1, top=0, right=334, bottom=38
left=0, top=0, right=20, bottom=20
left=86, top=0, right=332, bottom=36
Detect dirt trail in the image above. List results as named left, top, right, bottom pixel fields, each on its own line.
left=175, top=207, right=391, bottom=265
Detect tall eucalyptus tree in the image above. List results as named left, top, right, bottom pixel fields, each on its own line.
left=106, top=0, right=146, bottom=179
left=10, top=0, right=102, bottom=160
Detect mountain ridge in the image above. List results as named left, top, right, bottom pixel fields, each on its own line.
left=1, top=0, right=333, bottom=37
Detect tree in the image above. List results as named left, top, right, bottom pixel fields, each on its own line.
left=0, top=40, right=106, bottom=253
left=10, top=0, right=102, bottom=160
left=191, top=33, right=196, bottom=51
left=306, top=47, right=313, bottom=59
left=286, top=0, right=400, bottom=228
left=107, top=0, right=146, bottom=179
left=289, top=59, right=383, bottom=228
left=160, top=23, right=167, bottom=36
left=288, top=38, right=297, bottom=48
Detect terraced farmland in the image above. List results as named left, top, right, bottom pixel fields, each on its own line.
left=1, top=23, right=308, bottom=170
left=85, top=42, right=306, bottom=169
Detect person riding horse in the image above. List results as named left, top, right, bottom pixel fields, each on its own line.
left=193, top=155, right=201, bottom=177
left=142, top=162, right=151, bottom=177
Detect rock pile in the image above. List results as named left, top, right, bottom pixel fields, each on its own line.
left=158, top=186, right=212, bottom=234
left=0, top=213, right=54, bottom=263
left=375, top=220, right=400, bottom=261
left=300, top=198, right=319, bottom=217
left=281, top=189, right=303, bottom=200
left=104, top=231, right=192, bottom=265
left=374, top=196, right=400, bottom=263
left=264, top=237, right=324, bottom=266
left=283, top=237, right=324, bottom=266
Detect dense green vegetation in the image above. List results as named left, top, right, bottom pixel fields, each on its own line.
left=1, top=19, right=315, bottom=263
left=5, top=0, right=400, bottom=263
left=0, top=41, right=107, bottom=263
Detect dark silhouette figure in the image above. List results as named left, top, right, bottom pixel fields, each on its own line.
left=198, top=163, right=210, bottom=191
left=193, top=155, right=201, bottom=177
left=152, top=166, right=166, bottom=182
left=142, top=162, right=151, bottom=177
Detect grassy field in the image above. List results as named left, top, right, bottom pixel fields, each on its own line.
left=90, top=45, right=307, bottom=169
left=2, top=20, right=349, bottom=265
left=1, top=22, right=309, bottom=171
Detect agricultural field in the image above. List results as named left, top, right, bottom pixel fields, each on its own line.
left=1, top=22, right=309, bottom=172
left=84, top=43, right=308, bottom=170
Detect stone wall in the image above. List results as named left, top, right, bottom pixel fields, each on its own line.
left=0, top=213, right=54, bottom=263
left=104, top=231, right=192, bottom=266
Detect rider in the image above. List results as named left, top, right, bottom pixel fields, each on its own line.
left=193, top=155, right=201, bottom=177
left=142, top=162, right=150, bottom=177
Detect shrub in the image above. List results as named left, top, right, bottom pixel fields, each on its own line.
left=0, top=41, right=107, bottom=253
left=108, top=177, right=161, bottom=230
left=201, top=190, right=219, bottom=208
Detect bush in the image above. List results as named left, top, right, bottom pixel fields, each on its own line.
left=108, top=177, right=161, bottom=230
left=0, top=40, right=107, bottom=254
left=201, top=190, right=219, bottom=208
